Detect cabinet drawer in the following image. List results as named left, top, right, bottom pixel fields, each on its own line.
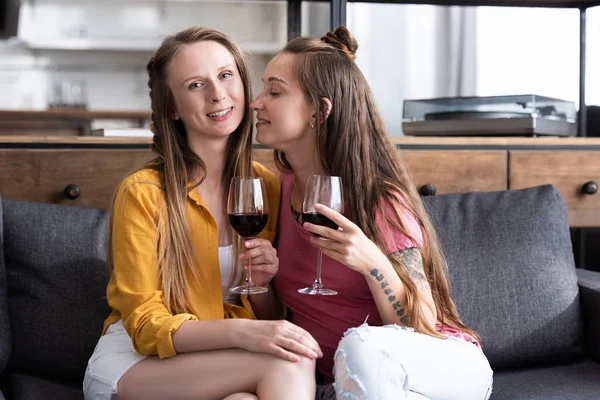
left=0, top=149, right=155, bottom=210
left=401, top=150, right=508, bottom=195
left=509, top=151, right=600, bottom=227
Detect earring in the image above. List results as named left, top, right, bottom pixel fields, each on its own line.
left=310, top=123, right=315, bottom=129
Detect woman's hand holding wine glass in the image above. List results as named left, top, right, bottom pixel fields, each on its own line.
left=298, top=175, right=343, bottom=296
left=303, top=203, right=388, bottom=277
left=227, top=177, right=270, bottom=294
left=238, top=238, right=278, bottom=287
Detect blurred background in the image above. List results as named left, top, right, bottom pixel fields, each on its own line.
left=0, top=0, right=598, bottom=135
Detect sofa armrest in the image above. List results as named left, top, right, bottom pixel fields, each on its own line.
left=577, top=268, right=600, bottom=363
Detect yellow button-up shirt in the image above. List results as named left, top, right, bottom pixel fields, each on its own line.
left=102, top=162, right=281, bottom=359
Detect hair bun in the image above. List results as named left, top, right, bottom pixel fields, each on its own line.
left=321, top=26, right=358, bottom=61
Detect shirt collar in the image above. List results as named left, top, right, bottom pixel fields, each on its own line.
left=186, top=185, right=209, bottom=210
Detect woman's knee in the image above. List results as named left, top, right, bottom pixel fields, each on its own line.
left=334, top=325, right=381, bottom=373
left=257, top=355, right=316, bottom=397
left=267, top=354, right=316, bottom=378
left=333, top=325, right=411, bottom=397
left=336, top=324, right=414, bottom=365
left=333, top=327, right=378, bottom=397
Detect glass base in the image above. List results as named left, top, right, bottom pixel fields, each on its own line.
left=230, top=284, right=269, bottom=295
left=298, top=283, right=338, bottom=296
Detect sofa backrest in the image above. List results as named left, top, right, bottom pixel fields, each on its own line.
left=0, top=195, right=11, bottom=376
left=2, top=198, right=110, bottom=381
left=423, top=185, right=584, bottom=370
left=0, top=185, right=586, bottom=378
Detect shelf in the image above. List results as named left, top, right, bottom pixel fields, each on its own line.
left=24, top=38, right=158, bottom=52
left=0, top=110, right=151, bottom=121
left=0, top=135, right=153, bottom=146
left=3, top=135, right=600, bottom=148
left=310, top=0, right=600, bottom=7
left=390, top=136, right=600, bottom=147
left=22, top=38, right=284, bottom=55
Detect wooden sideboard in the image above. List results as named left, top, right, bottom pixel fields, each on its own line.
left=393, top=137, right=600, bottom=227
left=2, top=136, right=600, bottom=227
left=0, top=110, right=151, bottom=136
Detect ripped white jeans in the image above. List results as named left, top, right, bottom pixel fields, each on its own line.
left=333, top=324, right=493, bottom=400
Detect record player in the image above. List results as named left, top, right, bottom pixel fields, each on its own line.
left=402, top=95, right=577, bottom=137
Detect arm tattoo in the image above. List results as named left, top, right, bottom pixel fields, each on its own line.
left=394, top=247, right=430, bottom=292
left=368, top=248, right=429, bottom=326
left=369, top=268, right=409, bottom=325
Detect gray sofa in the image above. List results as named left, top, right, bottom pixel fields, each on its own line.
left=0, top=185, right=599, bottom=400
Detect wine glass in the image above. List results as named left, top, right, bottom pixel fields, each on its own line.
left=298, top=175, right=344, bottom=296
left=227, top=177, right=270, bottom=294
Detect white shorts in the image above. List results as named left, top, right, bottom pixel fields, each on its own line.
left=83, top=320, right=146, bottom=400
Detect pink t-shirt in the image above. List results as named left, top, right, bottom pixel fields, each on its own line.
left=272, top=173, right=478, bottom=383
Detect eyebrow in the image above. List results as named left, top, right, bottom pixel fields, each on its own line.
left=181, top=64, right=236, bottom=87
left=266, top=77, right=288, bottom=85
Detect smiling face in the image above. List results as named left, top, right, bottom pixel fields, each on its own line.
left=250, top=53, right=316, bottom=152
left=167, top=40, right=245, bottom=141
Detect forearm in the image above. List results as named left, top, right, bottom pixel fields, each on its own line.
left=249, top=283, right=283, bottom=320
left=172, top=318, right=251, bottom=354
left=365, top=256, right=436, bottom=328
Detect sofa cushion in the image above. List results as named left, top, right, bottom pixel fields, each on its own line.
left=3, top=373, right=83, bottom=400
left=577, top=268, right=600, bottom=363
left=315, top=384, right=336, bottom=400
left=3, top=199, right=110, bottom=381
left=491, top=360, right=600, bottom=400
left=0, top=194, right=10, bottom=375
left=423, top=185, right=584, bottom=370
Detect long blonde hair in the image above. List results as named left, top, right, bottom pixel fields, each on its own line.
left=276, top=26, right=478, bottom=341
left=107, top=26, right=254, bottom=314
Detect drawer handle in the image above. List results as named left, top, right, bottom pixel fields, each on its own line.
left=64, top=184, right=81, bottom=200
left=581, top=181, right=598, bottom=195
left=419, top=184, right=437, bottom=197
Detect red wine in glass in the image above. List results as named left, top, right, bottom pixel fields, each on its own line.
left=227, top=177, right=269, bottom=294
left=228, top=214, right=269, bottom=238
left=299, top=175, right=343, bottom=296
left=301, top=212, right=338, bottom=237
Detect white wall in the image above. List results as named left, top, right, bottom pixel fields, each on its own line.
left=588, top=7, right=600, bottom=106
left=476, top=6, right=600, bottom=108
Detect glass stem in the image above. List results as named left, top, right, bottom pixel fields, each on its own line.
left=315, top=248, right=323, bottom=287
left=244, top=237, right=253, bottom=287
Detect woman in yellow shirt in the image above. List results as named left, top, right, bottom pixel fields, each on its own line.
left=83, top=26, right=320, bottom=400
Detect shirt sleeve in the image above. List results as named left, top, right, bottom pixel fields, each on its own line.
left=374, top=197, right=424, bottom=255
left=110, top=181, right=197, bottom=358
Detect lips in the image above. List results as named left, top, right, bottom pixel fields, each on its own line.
left=255, top=117, right=271, bottom=129
left=207, top=107, right=233, bottom=117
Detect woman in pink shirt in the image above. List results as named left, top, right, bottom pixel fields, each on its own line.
left=250, top=26, right=493, bottom=400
